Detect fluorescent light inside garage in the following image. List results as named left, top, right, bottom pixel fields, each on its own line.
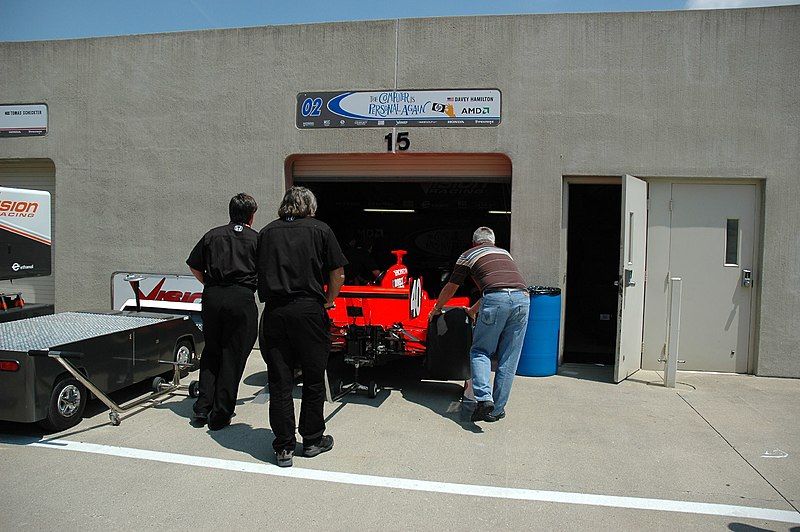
left=488, top=210, right=512, bottom=214
left=363, top=208, right=416, bottom=213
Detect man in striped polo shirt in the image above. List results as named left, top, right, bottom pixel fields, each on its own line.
left=430, top=227, right=530, bottom=423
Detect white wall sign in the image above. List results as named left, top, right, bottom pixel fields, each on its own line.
left=297, top=89, right=501, bottom=128
left=0, top=104, right=48, bottom=137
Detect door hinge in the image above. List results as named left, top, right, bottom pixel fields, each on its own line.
left=641, top=342, right=645, bottom=354
left=668, top=199, right=674, bottom=212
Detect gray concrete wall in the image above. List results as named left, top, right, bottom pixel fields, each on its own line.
left=0, top=7, right=797, bottom=376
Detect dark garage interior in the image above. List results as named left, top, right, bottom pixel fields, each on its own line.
left=294, top=179, right=512, bottom=300
left=291, top=154, right=514, bottom=388
left=563, top=184, right=621, bottom=365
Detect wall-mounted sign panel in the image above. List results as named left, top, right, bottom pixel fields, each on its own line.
left=0, top=186, right=51, bottom=280
left=297, top=90, right=500, bottom=129
left=0, top=104, right=48, bottom=138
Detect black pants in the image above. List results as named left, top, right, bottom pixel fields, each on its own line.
left=194, top=284, right=258, bottom=423
left=261, top=299, right=330, bottom=452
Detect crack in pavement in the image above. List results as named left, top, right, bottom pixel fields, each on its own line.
left=677, top=392, right=799, bottom=514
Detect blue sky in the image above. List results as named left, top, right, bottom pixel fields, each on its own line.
left=1, top=0, right=797, bottom=41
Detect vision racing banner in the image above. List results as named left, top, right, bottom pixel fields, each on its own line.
left=0, top=187, right=51, bottom=280
left=296, top=89, right=501, bottom=128
left=111, top=272, right=203, bottom=310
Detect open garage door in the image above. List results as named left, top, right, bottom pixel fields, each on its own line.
left=291, top=153, right=511, bottom=183
left=290, top=153, right=511, bottom=298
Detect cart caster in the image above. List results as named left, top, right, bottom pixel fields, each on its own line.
left=152, top=376, right=166, bottom=393
left=188, top=380, right=200, bottom=398
left=367, top=381, right=378, bottom=399
left=109, top=412, right=121, bottom=426
left=333, top=378, right=344, bottom=396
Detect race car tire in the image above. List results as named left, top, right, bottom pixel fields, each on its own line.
left=425, top=307, right=473, bottom=381
left=39, top=376, right=87, bottom=432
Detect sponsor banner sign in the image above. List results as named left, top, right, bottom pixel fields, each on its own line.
left=0, top=187, right=51, bottom=280
left=297, top=89, right=500, bottom=128
left=0, top=104, right=48, bottom=137
left=111, top=272, right=203, bottom=310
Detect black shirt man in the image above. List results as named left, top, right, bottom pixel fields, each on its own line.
left=187, top=193, right=259, bottom=430
left=257, top=186, right=347, bottom=467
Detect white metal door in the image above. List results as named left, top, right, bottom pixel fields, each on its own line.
left=614, top=175, right=648, bottom=383
left=668, top=184, right=756, bottom=372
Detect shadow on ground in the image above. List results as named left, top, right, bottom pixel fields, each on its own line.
left=207, top=423, right=277, bottom=463
left=557, top=363, right=615, bottom=383
left=328, top=357, right=483, bottom=433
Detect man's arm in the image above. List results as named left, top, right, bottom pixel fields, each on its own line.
left=466, top=298, right=481, bottom=321
left=430, top=281, right=460, bottom=319
left=189, top=267, right=205, bottom=286
left=325, top=267, right=345, bottom=309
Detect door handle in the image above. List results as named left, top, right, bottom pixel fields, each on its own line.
left=742, top=269, right=752, bottom=287
left=624, top=268, right=636, bottom=287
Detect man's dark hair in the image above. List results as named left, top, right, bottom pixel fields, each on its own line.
left=278, top=186, right=317, bottom=219
left=229, top=193, right=258, bottom=224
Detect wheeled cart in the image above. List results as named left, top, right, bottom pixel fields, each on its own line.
left=0, top=310, right=204, bottom=430
left=29, top=349, right=199, bottom=426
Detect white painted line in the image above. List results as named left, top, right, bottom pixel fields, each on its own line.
left=4, top=436, right=800, bottom=525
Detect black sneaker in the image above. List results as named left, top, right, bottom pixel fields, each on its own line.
left=190, top=413, right=208, bottom=428
left=207, top=415, right=231, bottom=431
left=276, top=449, right=294, bottom=468
left=303, top=435, right=334, bottom=457
left=471, top=401, right=495, bottom=422
left=485, top=411, right=506, bottom=423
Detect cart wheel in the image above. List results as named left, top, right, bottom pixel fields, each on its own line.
left=368, top=381, right=378, bottom=399
left=175, top=340, right=196, bottom=377
left=188, top=380, right=200, bottom=398
left=109, top=412, right=121, bottom=426
left=38, top=376, right=87, bottom=432
left=152, top=376, right=166, bottom=393
left=334, top=378, right=344, bottom=396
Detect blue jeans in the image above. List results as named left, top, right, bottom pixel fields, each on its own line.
left=470, top=290, right=530, bottom=416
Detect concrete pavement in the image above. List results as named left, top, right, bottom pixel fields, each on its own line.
left=1, top=355, right=799, bottom=530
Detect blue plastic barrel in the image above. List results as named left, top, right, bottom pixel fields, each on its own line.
left=516, top=286, right=562, bottom=377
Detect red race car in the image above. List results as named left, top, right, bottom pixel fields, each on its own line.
left=327, top=250, right=473, bottom=398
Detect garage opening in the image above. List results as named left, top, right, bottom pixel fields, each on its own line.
left=290, top=153, right=511, bottom=300
left=563, top=183, right=621, bottom=365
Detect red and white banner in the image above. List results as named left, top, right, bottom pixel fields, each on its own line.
left=111, top=272, right=203, bottom=310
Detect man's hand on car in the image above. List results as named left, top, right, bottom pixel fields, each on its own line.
left=428, top=307, right=443, bottom=322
